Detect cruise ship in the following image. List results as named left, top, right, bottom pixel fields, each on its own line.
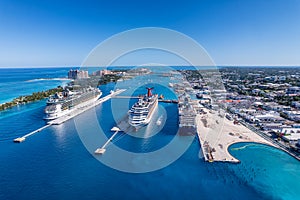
left=44, top=87, right=102, bottom=120
left=128, top=88, right=158, bottom=128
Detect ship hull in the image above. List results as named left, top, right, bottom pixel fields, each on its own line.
left=43, top=109, right=73, bottom=120
left=128, top=101, right=158, bottom=128
left=44, top=93, right=101, bottom=120
left=128, top=94, right=158, bottom=129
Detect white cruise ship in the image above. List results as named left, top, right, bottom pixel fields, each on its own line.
left=44, top=87, right=102, bottom=120
left=128, top=88, right=158, bottom=128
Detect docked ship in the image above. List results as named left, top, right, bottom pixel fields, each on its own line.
left=44, top=86, right=102, bottom=120
left=128, top=88, right=158, bottom=128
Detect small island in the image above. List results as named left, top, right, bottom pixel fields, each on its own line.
left=0, top=87, right=63, bottom=111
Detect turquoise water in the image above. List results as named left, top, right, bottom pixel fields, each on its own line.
left=0, top=68, right=300, bottom=199
left=229, top=143, right=300, bottom=200
left=0, top=68, right=71, bottom=104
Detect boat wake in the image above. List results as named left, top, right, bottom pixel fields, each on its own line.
left=25, top=78, right=70, bottom=82
left=156, top=115, right=163, bottom=126
left=231, top=144, right=257, bottom=151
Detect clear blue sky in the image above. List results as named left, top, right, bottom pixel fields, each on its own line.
left=1, top=0, right=300, bottom=67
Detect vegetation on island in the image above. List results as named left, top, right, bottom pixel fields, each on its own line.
left=97, top=74, right=122, bottom=85
left=69, top=74, right=122, bottom=88
left=94, top=68, right=151, bottom=86
left=0, top=86, right=63, bottom=111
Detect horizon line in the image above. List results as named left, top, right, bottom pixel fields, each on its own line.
left=0, top=65, right=300, bottom=69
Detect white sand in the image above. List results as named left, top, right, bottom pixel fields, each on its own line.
left=196, top=108, right=276, bottom=162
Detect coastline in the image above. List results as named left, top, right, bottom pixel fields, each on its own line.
left=196, top=107, right=300, bottom=163
left=227, top=141, right=300, bottom=163
left=0, top=87, right=63, bottom=111
left=196, top=108, right=281, bottom=163
left=1, top=67, right=300, bottom=199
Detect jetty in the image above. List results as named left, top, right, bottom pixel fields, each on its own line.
left=112, top=96, right=178, bottom=104
left=111, top=96, right=140, bottom=99
left=95, top=127, right=120, bottom=155
left=158, top=99, right=178, bottom=103
left=13, top=124, right=51, bottom=143
left=13, top=89, right=126, bottom=143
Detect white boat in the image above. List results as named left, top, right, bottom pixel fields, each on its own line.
left=128, top=88, right=158, bottom=128
left=44, top=87, right=102, bottom=120
left=156, top=116, right=163, bottom=126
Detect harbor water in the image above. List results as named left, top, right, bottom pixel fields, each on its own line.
left=0, top=68, right=300, bottom=200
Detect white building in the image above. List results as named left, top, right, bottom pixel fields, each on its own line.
left=261, top=123, right=286, bottom=131
left=280, top=127, right=300, bottom=141
left=249, top=113, right=285, bottom=123
left=68, top=69, right=89, bottom=79
left=279, top=76, right=286, bottom=81
left=283, top=111, right=300, bottom=122
left=287, top=86, right=300, bottom=95
left=292, top=102, right=300, bottom=109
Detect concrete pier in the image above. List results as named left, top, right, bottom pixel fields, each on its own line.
left=95, top=127, right=120, bottom=154
left=111, top=96, right=140, bottom=99
left=112, top=96, right=178, bottom=103
left=14, top=89, right=126, bottom=143
left=13, top=124, right=51, bottom=143
left=158, top=99, right=178, bottom=103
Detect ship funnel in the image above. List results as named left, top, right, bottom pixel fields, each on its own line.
left=146, top=87, right=154, bottom=97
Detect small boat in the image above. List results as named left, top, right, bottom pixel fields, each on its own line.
left=156, top=116, right=163, bottom=126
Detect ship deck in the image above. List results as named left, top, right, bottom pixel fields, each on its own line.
left=13, top=89, right=126, bottom=142
left=48, top=89, right=126, bottom=125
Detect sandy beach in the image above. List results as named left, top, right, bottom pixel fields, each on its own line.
left=196, top=108, right=276, bottom=162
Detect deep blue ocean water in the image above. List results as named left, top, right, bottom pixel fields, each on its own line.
left=0, top=68, right=300, bottom=200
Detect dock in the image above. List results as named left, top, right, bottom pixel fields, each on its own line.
left=13, top=137, right=26, bottom=143
left=158, top=99, right=178, bottom=103
left=111, top=96, right=140, bottom=99
left=13, top=89, right=126, bottom=143
left=112, top=96, right=178, bottom=103
left=95, top=127, right=120, bottom=155
left=13, top=124, right=51, bottom=143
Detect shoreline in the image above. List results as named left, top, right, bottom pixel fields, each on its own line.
left=227, top=141, right=300, bottom=163
left=196, top=108, right=300, bottom=163
left=225, top=141, right=278, bottom=163
left=0, top=87, right=63, bottom=112
left=195, top=108, right=289, bottom=163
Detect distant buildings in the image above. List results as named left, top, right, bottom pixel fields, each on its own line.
left=292, top=102, right=300, bottom=109
left=283, top=111, right=300, bottom=122
left=264, top=75, right=286, bottom=82
left=287, top=86, right=300, bottom=95
left=92, top=69, right=113, bottom=77
left=68, top=69, right=89, bottom=79
left=262, top=102, right=291, bottom=112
